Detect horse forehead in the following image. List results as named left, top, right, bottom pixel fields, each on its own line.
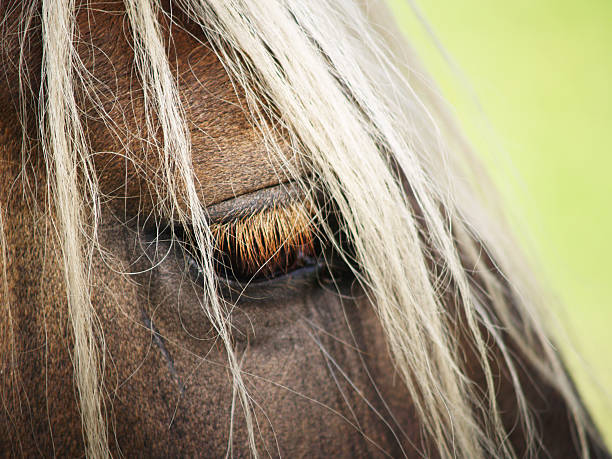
left=82, top=5, right=286, bottom=209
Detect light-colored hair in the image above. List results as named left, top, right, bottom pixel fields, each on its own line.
left=10, top=0, right=599, bottom=457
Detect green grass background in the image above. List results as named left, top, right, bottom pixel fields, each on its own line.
left=388, top=0, right=612, bottom=444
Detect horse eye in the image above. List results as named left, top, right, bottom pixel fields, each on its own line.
left=210, top=204, right=321, bottom=283
left=175, top=203, right=326, bottom=285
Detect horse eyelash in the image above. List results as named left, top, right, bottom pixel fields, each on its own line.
left=208, top=202, right=320, bottom=281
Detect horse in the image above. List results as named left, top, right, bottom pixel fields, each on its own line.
left=0, top=0, right=609, bottom=457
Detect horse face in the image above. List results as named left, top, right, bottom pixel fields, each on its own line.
left=0, top=4, right=414, bottom=457
left=2, top=2, right=607, bottom=457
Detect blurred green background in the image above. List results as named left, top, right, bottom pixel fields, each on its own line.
left=388, top=0, right=612, bottom=443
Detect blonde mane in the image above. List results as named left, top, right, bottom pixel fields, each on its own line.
left=8, top=0, right=599, bottom=457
